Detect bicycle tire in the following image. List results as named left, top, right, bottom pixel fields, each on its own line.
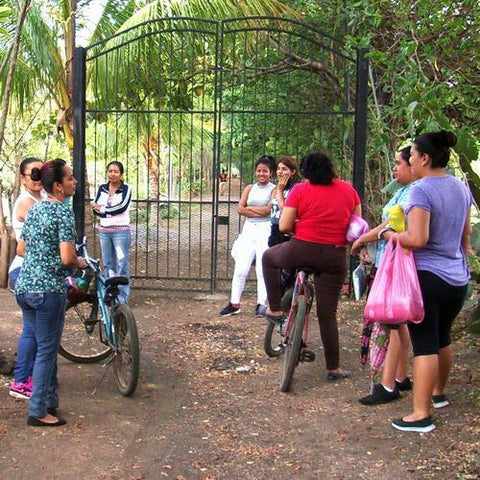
left=59, top=297, right=112, bottom=364
left=280, top=294, right=307, bottom=392
left=264, top=286, right=295, bottom=357
left=264, top=320, right=284, bottom=357
left=112, top=304, right=140, bottom=396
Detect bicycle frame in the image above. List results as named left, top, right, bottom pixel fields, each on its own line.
left=63, top=240, right=139, bottom=396
left=79, top=245, right=119, bottom=351
left=283, top=270, right=314, bottom=342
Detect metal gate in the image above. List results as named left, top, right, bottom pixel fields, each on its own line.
left=73, top=17, right=368, bottom=292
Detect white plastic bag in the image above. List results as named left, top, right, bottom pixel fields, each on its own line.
left=352, top=263, right=367, bottom=301
left=346, top=214, right=369, bottom=243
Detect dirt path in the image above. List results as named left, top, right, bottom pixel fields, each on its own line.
left=1, top=290, right=479, bottom=479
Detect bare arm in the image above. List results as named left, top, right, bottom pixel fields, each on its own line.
left=17, top=239, right=25, bottom=256
left=237, top=185, right=270, bottom=217
left=237, top=185, right=253, bottom=216
left=15, top=197, right=36, bottom=222
left=274, top=176, right=290, bottom=213
left=395, top=207, right=430, bottom=249
left=462, top=208, right=474, bottom=254
left=351, top=219, right=389, bottom=255
left=245, top=205, right=271, bottom=216
left=279, top=206, right=297, bottom=233
left=60, top=242, right=88, bottom=269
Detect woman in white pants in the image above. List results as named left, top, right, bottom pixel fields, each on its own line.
left=220, top=156, right=275, bottom=317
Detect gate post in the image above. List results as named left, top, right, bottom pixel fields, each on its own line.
left=353, top=47, right=368, bottom=204
left=211, top=20, right=223, bottom=293
left=72, top=47, right=87, bottom=240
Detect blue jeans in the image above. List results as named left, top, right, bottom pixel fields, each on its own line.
left=13, top=309, right=37, bottom=384
left=16, top=293, right=66, bottom=418
left=9, top=266, right=21, bottom=290
left=99, top=229, right=131, bottom=303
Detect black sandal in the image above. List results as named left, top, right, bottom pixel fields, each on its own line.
left=27, top=416, right=66, bottom=427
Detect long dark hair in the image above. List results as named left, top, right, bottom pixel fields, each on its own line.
left=300, top=152, right=336, bottom=185
left=277, top=156, right=301, bottom=190
left=19, top=157, right=42, bottom=176
left=30, top=159, right=67, bottom=194
left=414, top=130, right=457, bottom=168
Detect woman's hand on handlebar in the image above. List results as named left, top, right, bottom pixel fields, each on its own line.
left=77, top=257, right=89, bottom=269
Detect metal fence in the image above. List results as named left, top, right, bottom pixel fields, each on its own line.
left=72, top=17, right=368, bottom=292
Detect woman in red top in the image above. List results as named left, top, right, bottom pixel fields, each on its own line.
left=262, top=152, right=361, bottom=381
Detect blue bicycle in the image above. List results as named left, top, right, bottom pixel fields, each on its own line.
left=58, top=239, right=139, bottom=396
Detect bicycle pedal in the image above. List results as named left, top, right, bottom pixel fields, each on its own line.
left=85, top=320, right=97, bottom=334
left=300, top=350, right=315, bottom=362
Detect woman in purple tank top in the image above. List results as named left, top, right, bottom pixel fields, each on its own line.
left=386, top=131, right=472, bottom=433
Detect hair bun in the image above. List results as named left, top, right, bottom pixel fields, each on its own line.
left=30, top=167, right=42, bottom=181
left=438, top=130, right=457, bottom=149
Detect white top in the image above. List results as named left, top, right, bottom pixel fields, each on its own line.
left=245, top=182, right=275, bottom=224
left=9, top=190, right=43, bottom=273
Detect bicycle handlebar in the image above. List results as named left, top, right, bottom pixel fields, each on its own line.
left=76, top=237, right=100, bottom=272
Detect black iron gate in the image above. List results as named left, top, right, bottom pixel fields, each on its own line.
left=73, top=17, right=368, bottom=292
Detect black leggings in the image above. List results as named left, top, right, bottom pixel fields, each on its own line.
left=408, top=270, right=467, bottom=356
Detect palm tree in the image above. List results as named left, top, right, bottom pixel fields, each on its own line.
left=0, top=0, right=30, bottom=287
left=0, top=0, right=294, bottom=150
left=0, top=0, right=136, bottom=151
left=84, top=1, right=296, bottom=205
left=0, top=0, right=297, bottom=278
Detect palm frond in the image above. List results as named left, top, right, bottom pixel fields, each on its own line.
left=87, top=0, right=137, bottom=45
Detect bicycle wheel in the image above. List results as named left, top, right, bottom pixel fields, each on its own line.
left=280, top=294, right=307, bottom=392
left=59, top=296, right=112, bottom=363
left=112, top=304, right=140, bottom=396
left=264, top=320, right=284, bottom=357
left=264, top=285, right=295, bottom=357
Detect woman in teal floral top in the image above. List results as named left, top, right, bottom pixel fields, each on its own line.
left=16, top=159, right=87, bottom=427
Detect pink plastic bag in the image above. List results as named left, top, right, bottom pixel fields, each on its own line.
left=364, top=237, right=424, bottom=325
left=346, top=214, right=369, bottom=243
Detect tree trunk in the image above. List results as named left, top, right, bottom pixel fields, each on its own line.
left=0, top=184, right=11, bottom=288
left=141, top=135, right=163, bottom=224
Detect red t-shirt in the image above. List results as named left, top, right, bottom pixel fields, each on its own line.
left=285, top=179, right=361, bottom=245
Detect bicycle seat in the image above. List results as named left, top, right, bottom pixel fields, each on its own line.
left=296, top=266, right=318, bottom=275
left=105, top=276, right=129, bottom=287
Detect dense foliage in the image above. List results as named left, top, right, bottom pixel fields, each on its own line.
left=0, top=0, right=478, bottom=209
left=285, top=0, right=479, bottom=220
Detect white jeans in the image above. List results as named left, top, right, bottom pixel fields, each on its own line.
left=230, top=221, right=271, bottom=305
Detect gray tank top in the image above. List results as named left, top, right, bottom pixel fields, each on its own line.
left=245, top=182, right=275, bottom=224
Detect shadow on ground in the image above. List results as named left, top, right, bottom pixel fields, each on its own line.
left=1, top=289, right=479, bottom=479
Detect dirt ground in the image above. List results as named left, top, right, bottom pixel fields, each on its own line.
left=1, top=288, right=479, bottom=480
